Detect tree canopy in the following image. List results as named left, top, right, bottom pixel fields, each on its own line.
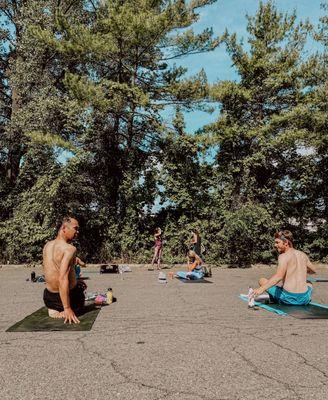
left=0, top=0, right=327, bottom=266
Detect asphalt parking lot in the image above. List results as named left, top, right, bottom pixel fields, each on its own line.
left=1, top=264, right=328, bottom=400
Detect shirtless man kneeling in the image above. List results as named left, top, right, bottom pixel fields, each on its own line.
left=253, top=230, right=316, bottom=305
left=43, top=217, right=85, bottom=324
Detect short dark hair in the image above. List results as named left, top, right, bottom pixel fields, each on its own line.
left=59, top=216, right=76, bottom=230
left=275, top=230, right=293, bottom=246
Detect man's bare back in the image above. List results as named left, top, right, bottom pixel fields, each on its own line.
left=43, top=239, right=77, bottom=292
left=42, top=217, right=84, bottom=324
left=280, top=249, right=314, bottom=293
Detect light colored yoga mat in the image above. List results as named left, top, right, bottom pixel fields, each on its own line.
left=307, top=277, right=328, bottom=282
left=239, top=295, right=328, bottom=319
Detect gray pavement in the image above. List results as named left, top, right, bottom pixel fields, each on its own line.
left=1, top=264, right=328, bottom=400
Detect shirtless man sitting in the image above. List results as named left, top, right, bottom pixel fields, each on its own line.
left=253, top=230, right=316, bottom=305
left=42, top=217, right=85, bottom=324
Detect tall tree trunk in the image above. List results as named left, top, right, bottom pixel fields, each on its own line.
left=6, top=87, right=22, bottom=185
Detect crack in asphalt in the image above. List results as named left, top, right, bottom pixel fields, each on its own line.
left=2, top=275, right=328, bottom=400
left=207, top=322, right=328, bottom=390
left=250, top=333, right=328, bottom=386
left=109, top=359, right=235, bottom=400
left=75, top=334, right=111, bottom=366
left=232, top=346, right=302, bottom=400
left=2, top=317, right=327, bottom=399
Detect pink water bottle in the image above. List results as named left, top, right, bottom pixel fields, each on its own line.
left=248, top=287, right=255, bottom=308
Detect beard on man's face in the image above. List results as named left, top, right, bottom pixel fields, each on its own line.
left=274, top=245, right=283, bottom=253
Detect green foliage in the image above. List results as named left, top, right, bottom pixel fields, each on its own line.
left=0, top=1, right=327, bottom=267
left=217, top=204, right=277, bottom=267
left=0, top=168, right=61, bottom=262
left=0, top=0, right=220, bottom=263
left=200, top=0, right=327, bottom=265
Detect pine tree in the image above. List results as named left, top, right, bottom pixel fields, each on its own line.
left=0, top=1, right=87, bottom=261
left=155, top=107, right=213, bottom=261
left=32, top=0, right=219, bottom=260
left=206, top=1, right=312, bottom=265
left=294, top=2, right=328, bottom=260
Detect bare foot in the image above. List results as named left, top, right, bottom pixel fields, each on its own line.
left=48, top=309, right=65, bottom=319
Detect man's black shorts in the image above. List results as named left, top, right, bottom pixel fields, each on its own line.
left=43, top=283, right=85, bottom=312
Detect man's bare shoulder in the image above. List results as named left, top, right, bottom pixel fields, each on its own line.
left=44, top=240, right=55, bottom=247
left=294, top=248, right=307, bottom=256
left=44, top=240, right=76, bottom=254
left=278, top=252, right=288, bottom=262
left=294, top=249, right=310, bottom=261
left=280, top=249, right=300, bottom=260
left=61, top=242, right=76, bottom=254
left=43, top=240, right=55, bottom=253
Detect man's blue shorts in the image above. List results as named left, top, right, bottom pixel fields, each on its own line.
left=266, top=285, right=312, bottom=305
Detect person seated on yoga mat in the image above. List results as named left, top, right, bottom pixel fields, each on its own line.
left=252, top=230, right=316, bottom=305
left=42, top=217, right=86, bottom=324
left=176, top=250, right=204, bottom=280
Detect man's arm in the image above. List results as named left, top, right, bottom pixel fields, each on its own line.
left=253, top=256, right=287, bottom=296
left=306, top=256, right=316, bottom=275
left=76, top=257, right=86, bottom=268
left=59, top=246, right=80, bottom=324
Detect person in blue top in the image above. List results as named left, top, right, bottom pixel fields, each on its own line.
left=74, top=256, right=86, bottom=279
left=252, top=230, right=316, bottom=305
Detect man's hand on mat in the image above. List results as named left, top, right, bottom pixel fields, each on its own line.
left=63, top=307, right=80, bottom=324
left=252, top=287, right=265, bottom=297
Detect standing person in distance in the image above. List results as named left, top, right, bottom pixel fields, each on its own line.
left=149, top=227, right=163, bottom=270
left=190, top=229, right=201, bottom=257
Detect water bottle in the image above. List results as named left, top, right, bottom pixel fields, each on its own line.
left=106, top=288, right=113, bottom=304
left=31, top=271, right=36, bottom=282
left=158, top=271, right=167, bottom=283
left=248, top=287, right=255, bottom=308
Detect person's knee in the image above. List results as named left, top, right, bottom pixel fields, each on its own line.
left=259, top=278, right=268, bottom=286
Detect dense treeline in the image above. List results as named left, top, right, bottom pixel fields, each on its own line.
left=0, top=0, right=327, bottom=266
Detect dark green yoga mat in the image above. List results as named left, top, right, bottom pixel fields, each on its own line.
left=6, top=304, right=100, bottom=332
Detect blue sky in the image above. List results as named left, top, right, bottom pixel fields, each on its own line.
left=169, top=0, right=325, bottom=133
